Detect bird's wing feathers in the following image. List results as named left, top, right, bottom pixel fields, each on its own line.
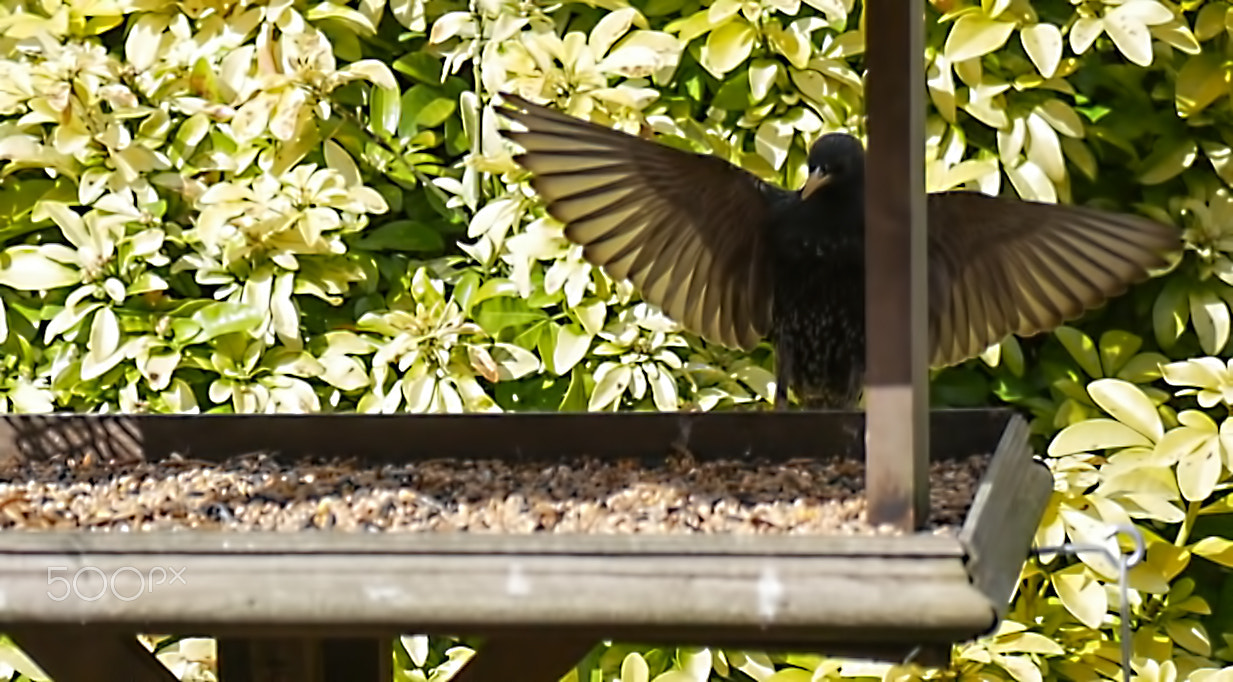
left=927, top=191, right=1179, bottom=366
left=497, top=94, right=784, bottom=351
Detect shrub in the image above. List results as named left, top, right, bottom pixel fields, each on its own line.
left=1, top=0, right=1233, bottom=679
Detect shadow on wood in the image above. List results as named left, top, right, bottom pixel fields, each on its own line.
left=0, top=409, right=1014, bottom=468
left=10, top=629, right=177, bottom=682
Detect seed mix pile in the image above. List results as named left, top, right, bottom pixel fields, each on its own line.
left=0, top=451, right=989, bottom=535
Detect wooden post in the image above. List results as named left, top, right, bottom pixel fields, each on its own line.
left=863, top=0, right=930, bottom=530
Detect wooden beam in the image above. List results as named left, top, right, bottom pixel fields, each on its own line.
left=0, top=535, right=992, bottom=645
left=450, top=635, right=596, bottom=682
left=9, top=630, right=177, bottom=682
left=0, top=409, right=1011, bottom=469
left=217, top=637, right=391, bottom=682
left=864, top=0, right=930, bottom=530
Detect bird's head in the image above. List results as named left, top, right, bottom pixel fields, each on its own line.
left=801, top=132, right=865, bottom=200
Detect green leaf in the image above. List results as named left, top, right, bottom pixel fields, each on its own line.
left=474, top=297, right=548, bottom=336
left=1055, top=326, right=1103, bottom=378
left=1098, top=330, right=1142, bottom=376
left=558, top=366, right=589, bottom=412
left=401, top=85, right=457, bottom=132
left=189, top=302, right=265, bottom=343
left=1138, top=137, right=1198, bottom=185
left=1164, top=618, right=1212, bottom=656
left=392, top=52, right=443, bottom=84
left=370, top=86, right=402, bottom=138
left=1176, top=53, right=1229, bottom=118
left=353, top=220, right=445, bottom=253
left=1153, top=278, right=1189, bottom=349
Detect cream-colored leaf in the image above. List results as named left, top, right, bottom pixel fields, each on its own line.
left=1104, top=5, right=1155, bottom=66
left=700, top=20, right=755, bottom=77
left=1005, top=159, right=1056, bottom=203
left=1178, top=441, right=1223, bottom=501
left=343, top=59, right=398, bottom=89
left=590, top=7, right=637, bottom=57
left=622, top=653, right=649, bottom=682
left=1070, top=17, right=1104, bottom=54
left=1021, top=23, right=1062, bottom=78
left=749, top=59, right=780, bottom=101
left=944, top=15, right=1016, bottom=62
left=1088, top=378, right=1163, bottom=442
left=754, top=118, right=793, bottom=169
left=1192, top=537, right=1233, bottom=567
left=1049, top=418, right=1153, bottom=456
left=1191, top=287, right=1231, bottom=355
left=553, top=325, right=592, bottom=376
left=0, top=246, right=80, bottom=291
left=125, top=13, right=171, bottom=70
left=590, top=362, right=631, bottom=410
left=1052, top=564, right=1108, bottom=628
left=1027, top=111, right=1066, bottom=183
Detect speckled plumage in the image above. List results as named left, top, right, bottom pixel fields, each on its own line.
left=769, top=135, right=867, bottom=408
left=496, top=94, right=1182, bottom=410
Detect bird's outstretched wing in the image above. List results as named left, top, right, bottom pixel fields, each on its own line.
left=926, top=191, right=1180, bottom=367
left=497, top=94, right=789, bottom=351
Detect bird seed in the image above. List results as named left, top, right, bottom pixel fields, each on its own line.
left=0, top=451, right=989, bottom=535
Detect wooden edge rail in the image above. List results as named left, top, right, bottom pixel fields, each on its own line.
left=959, top=414, right=1054, bottom=617
left=0, top=544, right=993, bottom=640
left=0, top=409, right=1013, bottom=468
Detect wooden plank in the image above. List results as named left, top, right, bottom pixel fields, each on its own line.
left=9, top=629, right=177, bottom=682
left=0, top=409, right=1009, bottom=470
left=450, top=635, right=595, bottom=682
left=0, top=528, right=966, bottom=558
left=0, top=551, right=992, bottom=641
left=863, top=0, right=929, bottom=530
left=322, top=638, right=392, bottom=681
left=959, top=415, right=1054, bottom=618
left=218, top=638, right=318, bottom=682
left=217, top=637, right=391, bottom=682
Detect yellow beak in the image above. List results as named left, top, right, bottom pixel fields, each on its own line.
left=800, top=169, right=832, bottom=200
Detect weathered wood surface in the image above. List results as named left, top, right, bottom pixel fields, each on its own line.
left=217, top=637, right=391, bottom=682
left=449, top=636, right=597, bottom=682
left=0, top=409, right=1010, bottom=468
left=0, top=530, right=966, bottom=556
left=960, top=415, right=1054, bottom=616
left=863, top=0, right=929, bottom=530
left=9, top=629, right=178, bottom=682
left=0, top=546, right=987, bottom=635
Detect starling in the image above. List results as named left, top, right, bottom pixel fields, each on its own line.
left=496, top=94, right=1181, bottom=409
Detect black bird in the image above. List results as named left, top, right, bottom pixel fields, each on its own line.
left=496, top=94, right=1181, bottom=409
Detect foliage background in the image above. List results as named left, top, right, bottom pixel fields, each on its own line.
left=1, top=0, right=1233, bottom=678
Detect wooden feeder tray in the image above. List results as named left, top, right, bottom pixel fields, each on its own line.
left=0, top=408, right=1052, bottom=682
